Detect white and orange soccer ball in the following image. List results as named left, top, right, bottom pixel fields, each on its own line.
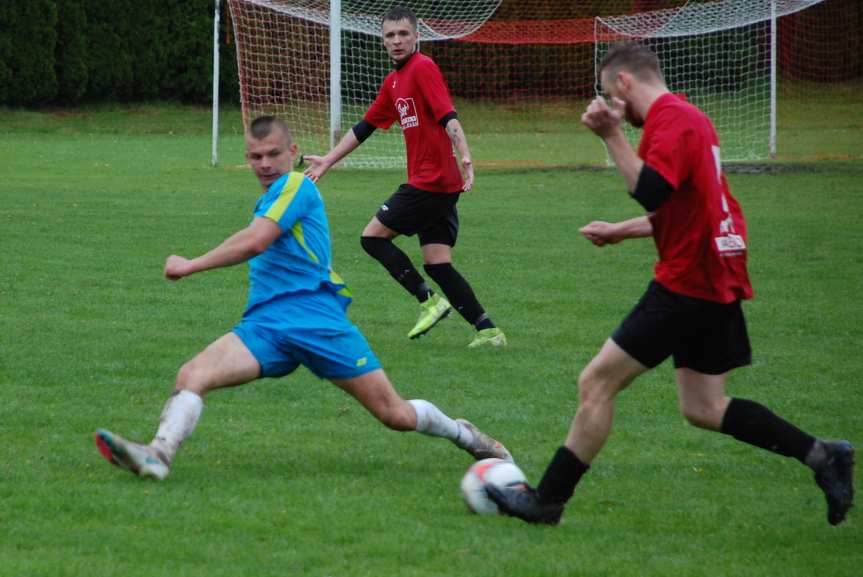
left=460, top=457, right=527, bottom=515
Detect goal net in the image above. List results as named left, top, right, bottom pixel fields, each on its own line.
left=776, top=0, right=862, bottom=160
left=226, top=0, right=861, bottom=167
left=594, top=0, right=833, bottom=162
left=226, top=0, right=502, bottom=168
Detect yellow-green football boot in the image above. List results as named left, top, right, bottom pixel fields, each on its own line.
left=468, top=327, right=507, bottom=348
left=407, top=294, right=452, bottom=339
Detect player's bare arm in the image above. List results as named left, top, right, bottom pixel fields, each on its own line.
left=579, top=216, right=652, bottom=247
left=303, top=129, right=363, bottom=183
left=164, top=217, right=281, bottom=280
left=445, top=117, right=474, bottom=191
left=581, top=97, right=643, bottom=191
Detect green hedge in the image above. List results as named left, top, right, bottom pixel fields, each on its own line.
left=0, top=1, right=58, bottom=105
left=0, top=0, right=239, bottom=106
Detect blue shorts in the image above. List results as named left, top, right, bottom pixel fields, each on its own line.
left=232, top=289, right=382, bottom=380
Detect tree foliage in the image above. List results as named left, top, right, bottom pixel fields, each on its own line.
left=0, top=0, right=239, bottom=106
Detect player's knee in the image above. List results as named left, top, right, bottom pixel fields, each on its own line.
left=175, top=361, right=209, bottom=396
left=577, top=365, right=616, bottom=407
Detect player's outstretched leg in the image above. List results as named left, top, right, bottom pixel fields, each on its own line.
left=409, top=400, right=512, bottom=462
left=94, top=429, right=170, bottom=481
left=334, top=371, right=514, bottom=462
left=813, top=440, right=855, bottom=525
left=717, top=397, right=856, bottom=524
left=94, top=390, right=203, bottom=482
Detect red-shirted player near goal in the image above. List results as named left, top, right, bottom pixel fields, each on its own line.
left=487, top=43, right=854, bottom=526
left=304, top=5, right=505, bottom=348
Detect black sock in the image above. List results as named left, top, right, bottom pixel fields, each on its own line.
left=473, top=313, right=494, bottom=331
left=536, top=446, right=590, bottom=505
left=423, top=263, right=492, bottom=327
left=361, top=236, right=431, bottom=302
left=720, top=397, right=817, bottom=464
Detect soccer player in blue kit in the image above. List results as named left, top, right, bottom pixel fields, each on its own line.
left=94, top=116, right=511, bottom=481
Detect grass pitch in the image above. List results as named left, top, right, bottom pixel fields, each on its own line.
left=0, top=104, right=861, bottom=577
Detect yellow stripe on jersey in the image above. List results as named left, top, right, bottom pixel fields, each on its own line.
left=291, top=221, right=320, bottom=263
left=264, top=171, right=304, bottom=223
left=292, top=210, right=352, bottom=299
left=265, top=171, right=352, bottom=299
left=329, top=270, right=352, bottom=298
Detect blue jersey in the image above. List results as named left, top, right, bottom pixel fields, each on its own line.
left=245, top=172, right=350, bottom=316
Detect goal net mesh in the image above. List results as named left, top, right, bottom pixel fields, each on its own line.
left=595, top=1, right=826, bottom=162
left=227, top=0, right=501, bottom=168
left=227, top=0, right=861, bottom=167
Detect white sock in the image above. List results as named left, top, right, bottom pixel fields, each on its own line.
left=150, top=390, right=203, bottom=464
left=408, top=399, right=473, bottom=445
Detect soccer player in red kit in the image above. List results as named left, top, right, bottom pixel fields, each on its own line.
left=305, top=5, right=505, bottom=348
left=487, top=44, right=854, bottom=525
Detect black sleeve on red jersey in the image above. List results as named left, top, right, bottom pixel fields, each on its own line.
left=438, top=111, right=458, bottom=127
left=352, top=119, right=377, bottom=143
left=632, top=164, right=673, bottom=212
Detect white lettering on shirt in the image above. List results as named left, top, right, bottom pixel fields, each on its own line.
left=396, top=98, right=419, bottom=129
left=711, top=144, right=746, bottom=255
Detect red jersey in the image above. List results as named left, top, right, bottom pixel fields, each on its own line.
left=639, top=93, right=753, bottom=303
left=364, top=52, right=463, bottom=193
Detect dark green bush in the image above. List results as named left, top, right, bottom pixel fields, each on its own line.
left=55, top=0, right=88, bottom=103
left=0, top=0, right=238, bottom=106
left=0, top=0, right=59, bottom=105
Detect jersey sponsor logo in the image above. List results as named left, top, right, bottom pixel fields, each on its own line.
left=713, top=189, right=746, bottom=256
left=715, top=234, right=746, bottom=254
left=356, top=357, right=368, bottom=367
left=396, top=97, right=419, bottom=129
left=715, top=210, right=746, bottom=255
left=713, top=145, right=745, bottom=256
left=381, top=204, right=389, bottom=211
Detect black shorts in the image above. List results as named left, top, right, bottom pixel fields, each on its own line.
left=611, top=280, right=752, bottom=375
left=375, top=184, right=460, bottom=247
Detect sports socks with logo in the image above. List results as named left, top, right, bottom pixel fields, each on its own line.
left=361, top=236, right=432, bottom=302
left=720, top=397, right=817, bottom=465
left=537, top=398, right=822, bottom=507
left=408, top=399, right=472, bottom=445
left=536, top=446, right=591, bottom=505
left=423, top=263, right=494, bottom=330
left=150, top=389, right=204, bottom=464
left=361, top=236, right=497, bottom=330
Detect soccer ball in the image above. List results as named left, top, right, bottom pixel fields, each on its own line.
left=460, top=458, right=527, bottom=515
